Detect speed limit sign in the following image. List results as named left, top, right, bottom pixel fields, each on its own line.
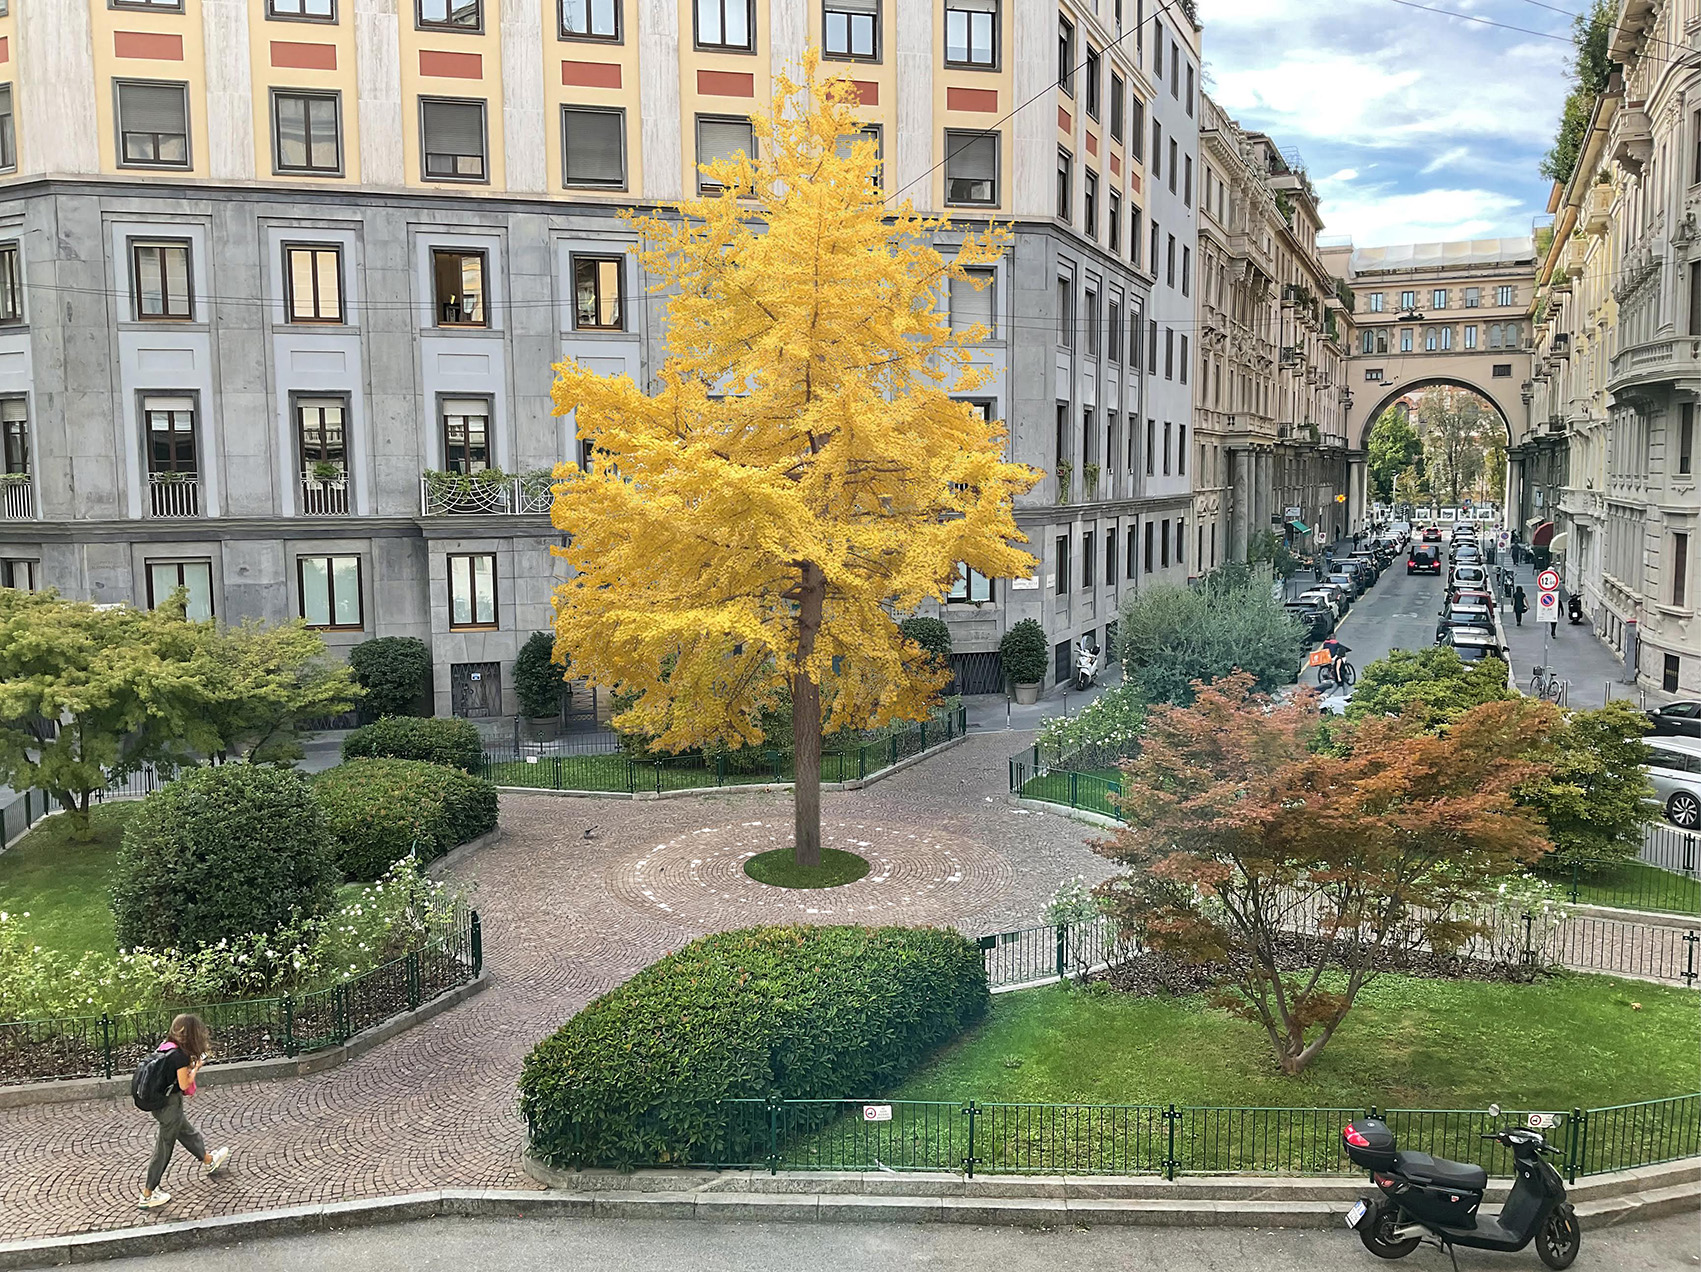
left=1537, top=569, right=1560, bottom=592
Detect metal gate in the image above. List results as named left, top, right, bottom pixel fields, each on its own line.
left=451, top=662, right=502, bottom=718
left=951, top=651, right=1004, bottom=696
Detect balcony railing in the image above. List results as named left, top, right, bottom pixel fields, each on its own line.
left=0, top=477, right=33, bottom=520
left=300, top=470, right=349, bottom=516
left=148, top=473, right=200, bottom=518
left=419, top=469, right=556, bottom=517
left=1609, top=337, right=1700, bottom=388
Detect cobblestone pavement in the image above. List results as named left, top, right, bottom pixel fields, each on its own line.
left=0, top=733, right=1107, bottom=1243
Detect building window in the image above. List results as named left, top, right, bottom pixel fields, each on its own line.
left=1163, top=420, right=1172, bottom=474
left=1164, top=327, right=1174, bottom=379
left=1084, top=287, right=1098, bottom=357
left=420, top=98, right=487, bottom=181
left=1106, top=527, right=1117, bottom=585
left=1430, top=288, right=1446, bottom=310
left=1144, top=519, right=1155, bottom=571
left=418, top=0, right=481, bottom=30
left=1083, top=170, right=1098, bottom=238
left=1166, top=233, right=1175, bottom=288
left=1398, top=290, right=1415, bottom=310
left=1440, top=326, right=1452, bottom=350
left=1058, top=18, right=1074, bottom=95
left=1492, top=364, right=1513, bottom=377
left=950, top=267, right=995, bottom=335
left=131, top=240, right=193, bottom=321
left=1056, top=402, right=1070, bottom=473
left=1152, top=119, right=1161, bottom=179
left=1681, top=403, right=1694, bottom=476
left=1131, top=206, right=1142, bottom=267
left=696, top=115, right=756, bottom=191
left=1110, top=72, right=1124, bottom=140
left=1084, top=45, right=1100, bottom=118
left=432, top=249, right=487, bottom=327
left=1056, top=276, right=1074, bottom=348
left=1168, top=137, right=1177, bottom=192
left=0, top=85, right=14, bottom=173
left=1131, top=98, right=1144, bottom=161
left=1181, top=245, right=1190, bottom=296
left=1183, top=154, right=1192, bottom=207
left=0, top=243, right=20, bottom=324
left=572, top=255, right=624, bottom=330
left=1400, top=328, right=1413, bottom=353
left=823, top=0, right=878, bottom=60
left=144, top=395, right=197, bottom=479
left=1360, top=331, right=1374, bottom=355
left=1496, top=284, right=1515, bottom=306
left=1465, top=287, right=1480, bottom=307
left=1666, top=654, right=1682, bottom=693
left=1108, top=190, right=1121, bottom=253
left=1676, top=533, right=1691, bottom=607
left=560, top=0, right=619, bottom=39
left=284, top=244, right=344, bottom=323
left=116, top=81, right=190, bottom=169
left=1082, top=531, right=1095, bottom=589
left=448, top=553, right=498, bottom=628
left=1055, top=534, right=1069, bottom=594
left=269, top=0, right=337, bottom=18
left=695, top=0, right=754, bottom=50
left=0, top=559, right=36, bottom=591
left=441, top=399, right=491, bottom=473
left=1108, top=300, right=1121, bottom=364
left=1364, top=368, right=1384, bottom=382
left=1, top=398, right=26, bottom=475
left=147, top=560, right=214, bottom=622
left=943, top=0, right=997, bottom=67
left=1180, top=334, right=1188, bottom=384
left=1056, top=148, right=1072, bottom=222
left=1368, top=292, right=1383, bottom=312
left=273, top=91, right=341, bottom=174
left=1145, top=418, right=1155, bottom=474
left=299, top=555, right=363, bottom=629
left=297, top=397, right=347, bottom=488
left=1424, top=328, right=1437, bottom=352
left=1186, top=62, right=1195, bottom=115
left=1126, top=528, right=1136, bottom=580
left=561, top=107, right=626, bottom=188
left=947, top=564, right=993, bottom=603
left=1131, top=302, right=1143, bottom=369
left=1464, top=324, right=1477, bottom=349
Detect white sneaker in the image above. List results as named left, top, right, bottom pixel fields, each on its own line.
left=137, top=1190, right=170, bottom=1209
left=204, top=1146, right=231, bottom=1177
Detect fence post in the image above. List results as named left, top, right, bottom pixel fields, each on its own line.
left=889, top=735, right=898, bottom=769
left=1685, top=930, right=1698, bottom=989
left=962, top=1101, right=979, bottom=1178
left=919, top=720, right=928, bottom=752
left=716, top=752, right=726, bottom=788
left=859, top=744, right=867, bottom=782
left=769, top=749, right=781, bottom=781
left=1163, top=1105, right=1180, bottom=1181
left=1564, top=1107, right=1583, bottom=1184
left=1055, top=924, right=1067, bottom=980
left=282, top=995, right=295, bottom=1058
left=767, top=1095, right=782, bottom=1175
left=626, top=758, right=636, bottom=796
left=471, top=910, right=484, bottom=977
left=1685, top=833, right=1697, bottom=875
left=335, top=984, right=348, bottom=1045
left=1069, top=770, right=1079, bottom=810
left=1568, top=860, right=1580, bottom=905
left=406, top=950, right=421, bottom=1012
left=100, top=1013, right=112, bottom=1080
left=1569, top=1108, right=1588, bottom=1184
left=1521, top=912, right=1535, bottom=966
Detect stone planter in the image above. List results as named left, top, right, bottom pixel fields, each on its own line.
left=1013, top=682, right=1041, bottom=706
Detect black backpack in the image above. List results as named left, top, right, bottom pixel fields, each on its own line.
left=131, top=1048, right=178, bottom=1112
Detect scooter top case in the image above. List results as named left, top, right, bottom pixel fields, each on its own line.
left=1342, top=1119, right=1397, bottom=1172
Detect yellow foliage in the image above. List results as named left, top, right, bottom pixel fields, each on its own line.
left=547, top=52, right=1039, bottom=756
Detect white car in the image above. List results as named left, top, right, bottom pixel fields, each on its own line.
left=1297, top=588, right=1343, bottom=621
left=1646, top=736, right=1701, bottom=829
left=1450, top=563, right=1488, bottom=591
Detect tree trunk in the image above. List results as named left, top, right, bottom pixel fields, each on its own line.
left=791, top=562, right=827, bottom=868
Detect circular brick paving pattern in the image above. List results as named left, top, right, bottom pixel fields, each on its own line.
left=0, top=732, right=1109, bottom=1242
left=609, top=819, right=1015, bottom=925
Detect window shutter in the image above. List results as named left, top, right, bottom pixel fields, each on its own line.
left=950, top=271, right=994, bottom=333
left=423, top=100, right=484, bottom=155
left=699, top=118, right=754, bottom=167
left=953, top=133, right=996, bottom=180
left=832, top=0, right=878, bottom=10
left=953, top=0, right=996, bottom=10
left=564, top=109, right=623, bottom=184
left=120, top=83, right=187, bottom=134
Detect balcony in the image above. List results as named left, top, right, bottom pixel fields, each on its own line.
left=1611, top=107, right=1653, bottom=174
left=1582, top=182, right=1612, bottom=235
left=1563, top=236, right=1587, bottom=279
left=300, top=468, right=349, bottom=516
left=1608, top=336, right=1701, bottom=391
left=148, top=473, right=200, bottom=518
left=420, top=468, right=556, bottom=517
left=0, top=476, right=33, bottom=520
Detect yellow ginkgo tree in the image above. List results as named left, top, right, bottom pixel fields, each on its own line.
left=548, top=54, right=1039, bottom=866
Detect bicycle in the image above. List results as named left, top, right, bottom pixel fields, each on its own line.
left=1318, top=657, right=1357, bottom=689
left=1528, top=665, right=1565, bottom=703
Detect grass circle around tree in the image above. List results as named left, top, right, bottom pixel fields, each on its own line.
left=743, top=847, right=871, bottom=889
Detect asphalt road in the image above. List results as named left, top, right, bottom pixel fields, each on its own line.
left=1293, top=549, right=1463, bottom=703
left=100, top=1214, right=1700, bottom=1271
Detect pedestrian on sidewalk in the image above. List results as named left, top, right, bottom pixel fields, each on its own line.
left=1512, top=586, right=1528, bottom=627
left=136, top=1013, right=231, bottom=1210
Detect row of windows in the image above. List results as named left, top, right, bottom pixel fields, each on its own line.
left=1357, top=323, right=1523, bottom=354
left=1054, top=405, right=1188, bottom=484
left=1364, top=285, right=1518, bottom=313
left=1053, top=516, right=1185, bottom=595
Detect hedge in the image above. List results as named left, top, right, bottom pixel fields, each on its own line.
left=347, top=636, right=432, bottom=717
left=519, top=925, right=989, bottom=1169
left=312, top=758, right=498, bottom=882
left=342, top=715, right=483, bottom=772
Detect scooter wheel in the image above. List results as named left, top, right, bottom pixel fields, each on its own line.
left=1536, top=1204, right=1580, bottom=1270
left=1357, top=1199, right=1421, bottom=1259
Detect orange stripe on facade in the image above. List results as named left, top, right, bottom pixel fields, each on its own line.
left=270, top=41, right=337, bottom=71
left=697, top=69, right=754, bottom=97
left=1111, top=153, right=1121, bottom=177
left=0, top=37, right=9, bottom=65
left=946, top=86, right=997, bottom=113
left=1086, top=131, right=1098, bottom=157
left=1058, top=105, right=1072, bottom=133
left=562, top=60, right=622, bottom=89
left=850, top=79, right=878, bottom=106
left=419, top=49, right=482, bottom=79
left=114, top=31, right=183, bottom=61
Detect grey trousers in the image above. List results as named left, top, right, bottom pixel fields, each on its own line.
left=146, top=1090, right=206, bottom=1191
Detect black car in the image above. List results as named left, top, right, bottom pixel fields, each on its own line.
left=1408, top=545, right=1442, bottom=575
left=1647, top=701, right=1701, bottom=738
left=1284, top=600, right=1334, bottom=640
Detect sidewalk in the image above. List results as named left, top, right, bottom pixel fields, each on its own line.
left=1498, top=558, right=1639, bottom=709
left=962, top=662, right=1126, bottom=734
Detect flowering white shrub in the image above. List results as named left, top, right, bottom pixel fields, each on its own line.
left=1036, top=683, right=1147, bottom=761
left=1457, top=872, right=1572, bottom=969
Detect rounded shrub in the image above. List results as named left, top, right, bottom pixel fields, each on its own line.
left=519, top=925, right=989, bottom=1169
left=342, top=715, right=482, bottom=772
left=1000, top=618, right=1049, bottom=686
left=514, top=631, right=567, bottom=719
left=899, top=616, right=953, bottom=669
left=111, top=765, right=340, bottom=951
left=312, top=758, right=497, bottom=882
left=348, top=636, right=432, bottom=718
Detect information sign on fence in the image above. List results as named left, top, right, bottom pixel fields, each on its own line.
left=862, top=1104, right=893, bottom=1122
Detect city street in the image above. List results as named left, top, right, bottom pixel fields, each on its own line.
left=98, top=1213, right=1700, bottom=1271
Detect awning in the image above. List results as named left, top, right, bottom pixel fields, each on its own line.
left=1547, top=531, right=1569, bottom=554
left=1532, top=521, right=1556, bottom=547
left=1287, top=520, right=1311, bottom=535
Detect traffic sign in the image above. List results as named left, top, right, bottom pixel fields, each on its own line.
left=1537, top=589, right=1559, bottom=619
left=1537, top=569, right=1560, bottom=592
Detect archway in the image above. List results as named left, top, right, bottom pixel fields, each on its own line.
left=1353, top=376, right=1517, bottom=453
left=1357, top=379, right=1516, bottom=528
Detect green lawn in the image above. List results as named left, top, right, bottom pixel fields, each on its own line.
left=0, top=803, right=135, bottom=958
left=745, top=847, right=871, bottom=889
left=1018, top=768, right=1124, bottom=818
left=1565, top=859, right=1701, bottom=917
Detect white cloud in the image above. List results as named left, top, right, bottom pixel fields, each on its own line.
left=1326, top=168, right=1360, bottom=182
left=1309, top=186, right=1527, bottom=247
left=1421, top=147, right=1472, bottom=175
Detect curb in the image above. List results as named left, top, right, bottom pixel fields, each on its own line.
left=0, top=971, right=490, bottom=1110
left=2, top=1163, right=1693, bottom=1268
left=1004, top=796, right=1122, bottom=830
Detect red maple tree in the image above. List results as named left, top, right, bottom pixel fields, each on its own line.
left=1096, top=673, right=1559, bottom=1074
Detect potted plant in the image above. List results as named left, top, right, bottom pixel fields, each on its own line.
left=1083, top=461, right=1100, bottom=500
left=1055, top=459, right=1073, bottom=507
left=514, top=631, right=566, bottom=739
left=1000, top=618, right=1049, bottom=705
left=310, top=459, right=345, bottom=484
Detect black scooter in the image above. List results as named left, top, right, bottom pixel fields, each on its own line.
left=1342, top=1105, right=1580, bottom=1269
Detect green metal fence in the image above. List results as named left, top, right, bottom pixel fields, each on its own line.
left=0, top=910, right=482, bottom=1086
left=480, top=707, right=968, bottom=794
left=685, top=1093, right=1701, bottom=1182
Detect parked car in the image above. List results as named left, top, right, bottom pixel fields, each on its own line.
left=1422, top=526, right=1443, bottom=543
left=1436, top=604, right=1495, bottom=643
left=1327, top=570, right=1365, bottom=600
left=1646, top=701, right=1701, bottom=738
left=1646, top=735, right=1701, bottom=828
left=1339, top=560, right=1375, bottom=592
left=1347, top=554, right=1381, bottom=584
left=1408, top=545, right=1443, bottom=575
left=1442, top=629, right=1509, bottom=664
left=1451, top=544, right=1484, bottom=567
left=1450, top=563, right=1488, bottom=591
left=1298, top=586, right=1346, bottom=620
left=1449, top=587, right=1496, bottom=610
left=1284, top=600, right=1334, bottom=640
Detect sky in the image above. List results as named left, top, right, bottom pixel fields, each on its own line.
left=1200, top=0, right=1578, bottom=248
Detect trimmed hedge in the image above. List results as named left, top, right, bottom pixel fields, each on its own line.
left=111, top=765, right=340, bottom=950
left=347, top=636, right=432, bottom=717
left=519, top=925, right=989, bottom=1169
left=342, top=715, right=482, bottom=772
left=312, top=758, right=498, bottom=882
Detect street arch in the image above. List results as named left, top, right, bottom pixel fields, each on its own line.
left=1354, top=375, right=1519, bottom=452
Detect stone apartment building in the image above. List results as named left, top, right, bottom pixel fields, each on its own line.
left=0, top=0, right=1194, bottom=713
left=1195, top=93, right=1355, bottom=567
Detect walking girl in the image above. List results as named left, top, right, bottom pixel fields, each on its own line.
left=136, top=1013, right=231, bottom=1209
left=1512, top=586, right=1529, bottom=627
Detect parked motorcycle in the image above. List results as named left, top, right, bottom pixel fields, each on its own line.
left=1567, top=594, right=1584, bottom=625
left=1072, top=638, right=1102, bottom=692
left=1343, top=1105, right=1579, bottom=1269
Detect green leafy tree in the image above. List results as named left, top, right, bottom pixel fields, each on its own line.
left=1116, top=567, right=1304, bottom=705
left=0, top=591, right=211, bottom=837
left=1518, top=700, right=1655, bottom=873
left=899, top=617, right=953, bottom=671
left=514, top=631, right=567, bottom=719
left=1366, top=407, right=1424, bottom=504
left=1418, top=388, right=1490, bottom=509
left=1346, top=647, right=1516, bottom=731
left=348, top=636, right=433, bottom=717
left=1245, top=529, right=1298, bottom=580
left=1540, top=0, right=1615, bottom=184
left=191, top=620, right=361, bottom=763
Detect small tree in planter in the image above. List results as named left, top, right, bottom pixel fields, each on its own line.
left=515, top=631, right=567, bottom=726
left=348, top=636, right=432, bottom=718
left=1000, top=618, right=1048, bottom=704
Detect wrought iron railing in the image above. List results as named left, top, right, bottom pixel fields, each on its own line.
left=0, top=477, right=33, bottom=520
left=147, top=473, right=200, bottom=517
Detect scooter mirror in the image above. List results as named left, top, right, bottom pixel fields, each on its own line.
left=1488, top=1103, right=1501, bottom=1118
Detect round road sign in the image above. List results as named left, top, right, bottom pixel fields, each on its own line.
left=1537, top=589, right=1559, bottom=616
left=1537, top=569, right=1560, bottom=592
